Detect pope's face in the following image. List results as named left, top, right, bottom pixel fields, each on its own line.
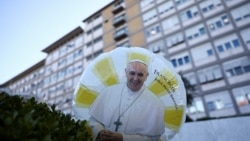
left=125, top=62, right=148, bottom=92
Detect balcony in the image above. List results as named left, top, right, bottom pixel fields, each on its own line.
left=113, top=15, right=126, bottom=27
left=112, top=3, right=125, bottom=14
left=113, top=27, right=128, bottom=41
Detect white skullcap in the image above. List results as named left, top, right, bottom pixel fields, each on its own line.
left=128, top=59, right=147, bottom=66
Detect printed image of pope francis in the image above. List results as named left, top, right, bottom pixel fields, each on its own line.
left=88, top=59, right=165, bottom=141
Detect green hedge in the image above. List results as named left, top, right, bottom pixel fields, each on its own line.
left=0, top=92, right=92, bottom=141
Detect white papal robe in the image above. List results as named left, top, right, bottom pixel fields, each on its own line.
left=89, top=83, right=165, bottom=141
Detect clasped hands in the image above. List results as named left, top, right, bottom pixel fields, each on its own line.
left=97, top=130, right=123, bottom=141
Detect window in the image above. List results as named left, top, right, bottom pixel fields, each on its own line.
left=224, top=42, right=232, bottom=50
left=148, top=40, right=165, bottom=53
left=162, top=15, right=179, bottom=31
left=178, top=58, right=183, bottom=66
left=207, top=14, right=231, bottom=32
left=234, top=66, right=243, bottom=75
left=207, top=101, right=216, bottom=111
left=171, top=59, right=177, bottom=67
left=146, top=24, right=161, bottom=37
left=74, top=49, right=83, bottom=59
left=215, top=21, right=223, bottom=28
left=158, top=1, right=174, bottom=15
left=171, top=55, right=191, bottom=68
left=226, top=65, right=250, bottom=77
left=94, top=36, right=102, bottom=44
left=198, top=65, right=222, bottom=84
left=232, top=39, right=240, bottom=47
left=240, top=28, right=250, bottom=46
left=184, top=56, right=190, bottom=63
left=187, top=97, right=205, bottom=114
left=140, top=0, right=153, bottom=8
left=86, top=42, right=92, bottom=48
left=233, top=85, right=250, bottom=107
left=244, top=65, right=250, bottom=73
left=199, top=27, right=206, bottom=35
left=222, top=15, right=230, bottom=25
left=200, top=0, right=223, bottom=14
left=184, top=73, right=197, bottom=86
left=116, top=40, right=130, bottom=47
left=115, top=27, right=128, bottom=36
left=142, top=9, right=157, bottom=23
left=86, top=30, right=92, bottom=35
left=180, top=6, right=199, bottom=22
left=166, top=32, right=185, bottom=48
left=175, top=0, right=189, bottom=7
left=205, top=91, right=233, bottom=113
left=185, top=24, right=207, bottom=41
left=231, top=3, right=250, bottom=24
left=93, top=24, right=102, bottom=31
left=224, top=57, right=250, bottom=78
left=214, top=34, right=242, bottom=54
left=207, top=49, right=213, bottom=56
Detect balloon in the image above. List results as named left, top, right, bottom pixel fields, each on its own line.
left=72, top=47, right=186, bottom=139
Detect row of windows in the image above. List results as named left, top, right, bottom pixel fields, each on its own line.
left=47, top=37, right=83, bottom=65
left=217, top=39, right=240, bottom=53
left=46, top=49, right=83, bottom=75
left=143, top=1, right=250, bottom=44
left=149, top=25, right=249, bottom=66
left=86, top=49, right=103, bottom=61
left=39, top=76, right=80, bottom=102
left=226, top=65, right=250, bottom=77
left=188, top=85, right=250, bottom=118
left=182, top=56, right=250, bottom=86
left=9, top=68, right=44, bottom=90
left=86, top=24, right=102, bottom=35
left=13, top=80, right=43, bottom=95
left=149, top=29, right=247, bottom=70
left=44, top=63, right=83, bottom=86
left=86, top=36, right=103, bottom=48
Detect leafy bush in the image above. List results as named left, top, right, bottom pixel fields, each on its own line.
left=0, top=92, right=92, bottom=141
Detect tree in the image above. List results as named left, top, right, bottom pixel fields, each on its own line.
left=179, top=73, right=196, bottom=122
left=0, top=92, right=92, bottom=141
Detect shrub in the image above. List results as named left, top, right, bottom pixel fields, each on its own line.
left=0, top=92, right=92, bottom=141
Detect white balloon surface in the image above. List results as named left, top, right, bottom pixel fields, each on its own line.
left=72, top=47, right=186, bottom=139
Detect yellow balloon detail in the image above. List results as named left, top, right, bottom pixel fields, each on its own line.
left=92, top=57, right=119, bottom=86
left=148, top=69, right=178, bottom=97
left=164, top=106, right=184, bottom=132
left=75, top=85, right=98, bottom=107
left=127, top=52, right=150, bottom=65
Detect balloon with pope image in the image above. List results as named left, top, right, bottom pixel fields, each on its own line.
left=72, top=47, right=187, bottom=140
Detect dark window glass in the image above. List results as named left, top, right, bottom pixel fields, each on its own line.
left=232, top=39, right=240, bottom=47
left=207, top=49, right=213, bottom=56
left=184, top=56, right=190, bottom=63
left=209, top=4, right=214, bottom=10
left=207, top=102, right=216, bottom=111
left=217, top=45, right=224, bottom=52
left=171, top=59, right=177, bottom=67
left=216, top=21, right=223, bottom=28
left=178, top=58, right=183, bottom=66
left=225, top=42, right=232, bottom=50
left=234, top=66, right=243, bottom=75
left=226, top=69, right=235, bottom=77
left=187, top=10, right=192, bottom=19
left=202, top=7, right=208, bottom=13
left=243, top=65, right=250, bottom=73
left=199, top=27, right=206, bottom=35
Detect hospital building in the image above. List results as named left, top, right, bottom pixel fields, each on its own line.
left=1, top=0, right=250, bottom=120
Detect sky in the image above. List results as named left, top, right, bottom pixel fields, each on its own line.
left=0, top=0, right=112, bottom=84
